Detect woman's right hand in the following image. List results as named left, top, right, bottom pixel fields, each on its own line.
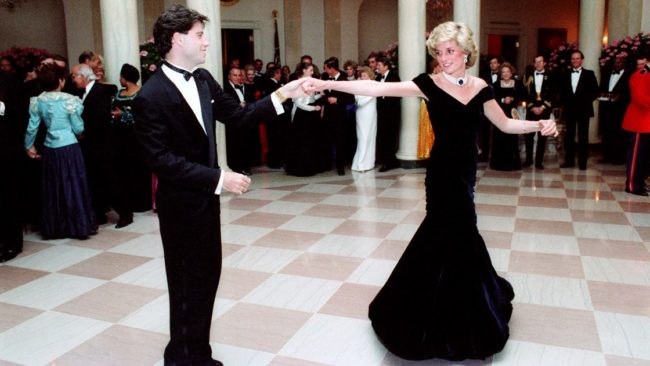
left=26, top=146, right=41, bottom=160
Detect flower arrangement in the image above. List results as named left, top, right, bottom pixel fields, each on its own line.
left=599, top=32, right=650, bottom=69
left=139, top=38, right=161, bottom=83
left=547, top=41, right=579, bottom=73
left=0, top=46, right=51, bottom=71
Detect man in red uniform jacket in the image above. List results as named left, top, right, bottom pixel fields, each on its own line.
left=622, top=52, right=650, bottom=196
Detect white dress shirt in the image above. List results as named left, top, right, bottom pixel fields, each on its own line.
left=571, top=68, right=582, bottom=93
left=608, top=70, right=624, bottom=92
left=534, top=71, right=544, bottom=95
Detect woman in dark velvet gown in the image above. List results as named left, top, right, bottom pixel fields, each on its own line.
left=491, top=62, right=527, bottom=171
left=307, top=21, right=557, bottom=361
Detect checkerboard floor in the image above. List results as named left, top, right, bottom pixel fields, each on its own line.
left=1, top=153, right=649, bottom=366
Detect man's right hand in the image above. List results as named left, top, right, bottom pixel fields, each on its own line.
left=222, top=171, right=251, bottom=195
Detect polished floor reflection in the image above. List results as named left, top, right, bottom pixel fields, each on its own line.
left=1, top=154, right=649, bottom=366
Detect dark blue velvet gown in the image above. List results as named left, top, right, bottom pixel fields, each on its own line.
left=368, top=73, right=514, bottom=361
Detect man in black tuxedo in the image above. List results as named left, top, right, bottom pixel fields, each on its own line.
left=524, top=55, right=556, bottom=169
left=71, top=63, right=116, bottom=224
left=0, top=71, right=24, bottom=262
left=559, top=50, right=599, bottom=170
left=598, top=56, right=630, bottom=165
left=261, top=66, right=288, bottom=169
left=133, top=5, right=307, bottom=365
left=223, top=67, right=252, bottom=175
left=320, top=56, right=354, bottom=175
left=375, top=55, right=401, bottom=172
left=477, top=56, right=502, bottom=162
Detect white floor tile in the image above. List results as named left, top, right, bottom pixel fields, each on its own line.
left=511, top=233, right=580, bottom=255
left=582, top=256, right=650, bottom=286
left=595, top=311, right=650, bottom=360
left=223, top=246, right=301, bottom=273
left=346, top=258, right=396, bottom=286
left=493, top=340, right=606, bottom=366
left=309, top=234, right=383, bottom=258
left=108, top=233, right=164, bottom=258
left=573, top=222, right=642, bottom=242
left=113, top=257, right=168, bottom=289
left=0, top=273, right=105, bottom=310
left=505, top=273, right=592, bottom=310
left=221, top=224, right=274, bottom=245
left=9, top=245, right=100, bottom=272
left=516, top=207, right=572, bottom=222
left=279, top=215, right=346, bottom=234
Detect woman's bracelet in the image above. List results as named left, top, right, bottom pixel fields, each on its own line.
left=274, top=89, right=287, bottom=103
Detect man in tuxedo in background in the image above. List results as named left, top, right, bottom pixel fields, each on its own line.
left=133, top=5, right=307, bottom=365
left=72, top=63, right=115, bottom=224
left=0, top=70, right=24, bottom=262
left=477, top=56, right=502, bottom=162
left=598, top=56, right=630, bottom=165
left=375, top=55, right=401, bottom=172
left=524, top=55, right=556, bottom=169
left=262, top=65, right=288, bottom=169
left=320, top=56, right=355, bottom=175
left=559, top=50, right=598, bottom=170
left=223, top=67, right=253, bottom=175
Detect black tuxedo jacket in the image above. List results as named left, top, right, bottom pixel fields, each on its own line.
left=559, top=69, right=598, bottom=119
left=0, top=72, right=23, bottom=161
left=81, top=82, right=115, bottom=156
left=318, top=72, right=354, bottom=110
left=598, top=69, right=631, bottom=105
left=376, top=70, right=401, bottom=106
left=134, top=68, right=275, bottom=198
left=526, top=71, right=556, bottom=119
left=223, top=81, right=245, bottom=104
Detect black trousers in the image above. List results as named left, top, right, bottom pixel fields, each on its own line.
left=626, top=132, right=650, bottom=192
left=564, top=116, right=590, bottom=168
left=158, top=193, right=222, bottom=365
left=0, top=158, right=23, bottom=253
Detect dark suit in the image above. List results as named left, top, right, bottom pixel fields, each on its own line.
left=319, top=72, right=354, bottom=173
left=133, top=67, right=278, bottom=365
left=376, top=70, right=401, bottom=168
left=261, top=77, right=288, bottom=168
left=525, top=71, right=556, bottom=166
left=559, top=68, right=598, bottom=169
left=598, top=68, right=630, bottom=164
left=478, top=72, right=499, bottom=161
left=223, top=81, right=258, bottom=173
left=81, top=81, right=115, bottom=223
left=0, top=72, right=24, bottom=256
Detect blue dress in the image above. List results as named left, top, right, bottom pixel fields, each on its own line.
left=26, top=92, right=96, bottom=239
left=368, top=74, right=514, bottom=361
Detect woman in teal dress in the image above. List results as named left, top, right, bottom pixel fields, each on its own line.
left=307, top=21, right=558, bottom=361
left=25, top=64, right=96, bottom=239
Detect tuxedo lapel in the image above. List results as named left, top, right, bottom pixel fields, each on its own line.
left=195, top=75, right=216, bottom=167
left=159, top=72, right=210, bottom=144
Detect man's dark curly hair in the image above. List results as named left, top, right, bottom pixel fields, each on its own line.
left=153, top=4, right=209, bottom=58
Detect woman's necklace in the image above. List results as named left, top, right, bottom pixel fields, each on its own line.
left=442, top=72, right=468, bottom=87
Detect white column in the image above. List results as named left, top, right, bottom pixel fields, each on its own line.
left=187, top=0, right=229, bottom=170
left=454, top=0, right=480, bottom=77
left=396, top=0, right=426, bottom=163
left=99, top=0, right=140, bottom=86
left=579, top=0, right=606, bottom=143
left=642, top=0, right=650, bottom=32
left=629, top=0, right=643, bottom=34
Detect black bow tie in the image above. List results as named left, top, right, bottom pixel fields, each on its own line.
left=535, top=72, right=544, bottom=75
left=329, top=77, right=335, bottom=80
left=611, top=71, right=621, bottom=75
left=235, top=84, right=244, bottom=90
left=163, top=60, right=200, bottom=81
left=573, top=69, right=581, bottom=73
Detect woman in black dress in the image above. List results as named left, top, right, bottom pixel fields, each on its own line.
left=307, top=21, right=557, bottom=361
left=490, top=62, right=527, bottom=171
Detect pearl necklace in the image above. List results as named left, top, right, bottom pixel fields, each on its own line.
left=442, top=72, right=468, bottom=87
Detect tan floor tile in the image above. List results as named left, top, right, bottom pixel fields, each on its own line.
left=565, top=189, right=616, bottom=200
left=589, top=281, right=650, bottom=316
left=522, top=179, right=565, bottom=189
left=401, top=211, right=426, bottom=224
left=562, top=174, right=604, bottom=182
left=482, top=230, right=513, bottom=249
left=366, top=197, right=420, bottom=210
left=475, top=185, right=520, bottom=195
left=482, top=170, right=523, bottom=179
left=269, top=356, right=333, bottom=366
left=578, top=238, right=650, bottom=261
left=212, top=303, right=311, bottom=353
left=303, top=204, right=359, bottom=219
left=52, top=325, right=167, bottom=366
left=338, top=185, right=385, bottom=196
left=59, top=252, right=153, bottom=280
left=332, top=220, right=396, bottom=239
left=267, top=183, right=308, bottom=191
left=388, top=180, right=425, bottom=189
left=20, top=240, right=54, bottom=257
left=66, top=230, right=143, bottom=250
left=54, top=282, right=165, bottom=322
left=217, top=268, right=272, bottom=300
left=515, top=218, right=575, bottom=235
left=620, top=201, right=650, bottom=213
left=635, top=227, right=650, bottom=242
left=605, top=354, right=650, bottom=366
left=279, top=191, right=329, bottom=203
left=0, top=303, right=43, bottom=333
left=476, top=204, right=517, bottom=217
left=231, top=212, right=295, bottom=228
left=280, top=253, right=363, bottom=281
left=319, top=283, right=380, bottom=320
left=0, top=266, right=48, bottom=294
left=222, top=243, right=244, bottom=258
left=253, top=229, right=324, bottom=251
left=571, top=210, right=630, bottom=225
left=369, top=240, right=409, bottom=260
left=221, top=198, right=273, bottom=211
left=510, top=303, right=601, bottom=351
left=509, top=251, right=584, bottom=278
left=518, top=196, right=569, bottom=208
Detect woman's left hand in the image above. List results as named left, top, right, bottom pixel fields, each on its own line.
left=539, top=119, right=558, bottom=137
left=26, top=146, right=41, bottom=160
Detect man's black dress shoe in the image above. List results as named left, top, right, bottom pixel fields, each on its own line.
left=626, top=188, right=649, bottom=197
left=379, top=164, right=398, bottom=172
left=115, top=218, right=134, bottom=229
left=0, top=248, right=22, bottom=263
left=560, top=163, right=574, bottom=168
left=336, top=167, right=345, bottom=176
left=535, top=163, right=544, bottom=170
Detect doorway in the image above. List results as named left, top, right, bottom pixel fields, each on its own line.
left=221, top=29, right=254, bottom=68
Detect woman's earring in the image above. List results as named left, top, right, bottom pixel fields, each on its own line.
left=464, top=55, right=469, bottom=64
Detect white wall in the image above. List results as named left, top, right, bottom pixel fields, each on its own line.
left=300, top=0, right=325, bottom=66
left=0, top=0, right=68, bottom=61
left=358, top=0, right=398, bottom=64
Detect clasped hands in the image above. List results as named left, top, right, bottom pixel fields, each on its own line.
left=537, top=119, right=559, bottom=137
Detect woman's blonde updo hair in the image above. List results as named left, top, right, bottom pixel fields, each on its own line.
left=426, top=21, right=478, bottom=68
